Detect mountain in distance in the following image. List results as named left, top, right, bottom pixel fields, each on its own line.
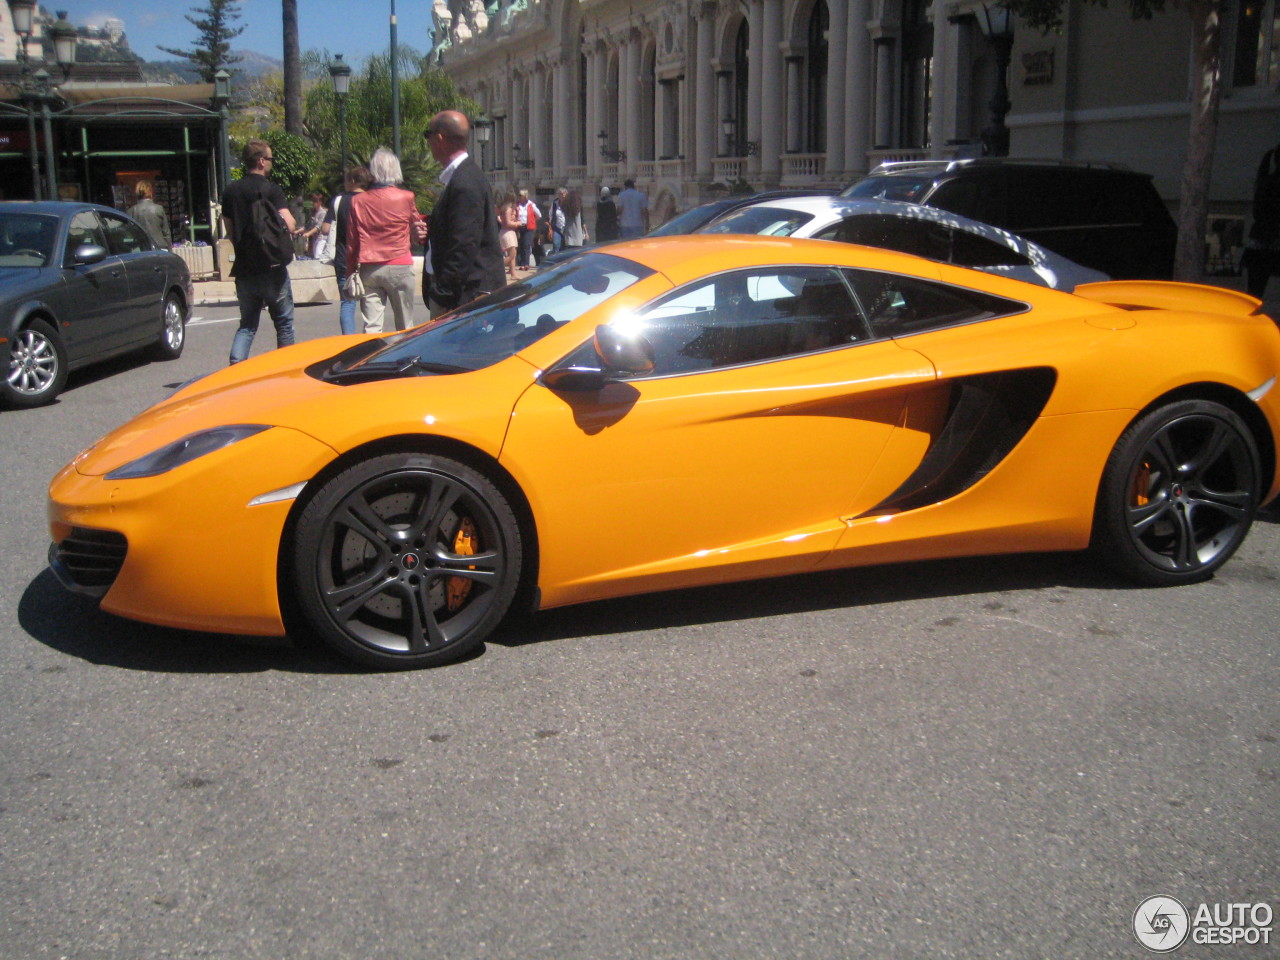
left=139, top=48, right=283, bottom=85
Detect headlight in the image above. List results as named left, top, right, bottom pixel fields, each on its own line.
left=105, top=425, right=271, bottom=480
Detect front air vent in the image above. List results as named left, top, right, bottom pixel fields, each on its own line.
left=51, top=527, right=127, bottom=596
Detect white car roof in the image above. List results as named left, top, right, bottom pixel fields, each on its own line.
left=700, top=195, right=1108, bottom=288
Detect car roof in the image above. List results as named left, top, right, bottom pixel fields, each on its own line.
left=590, top=233, right=951, bottom=286
left=0, top=200, right=129, bottom=217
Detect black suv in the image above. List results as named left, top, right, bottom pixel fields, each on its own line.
left=841, top=159, right=1177, bottom=279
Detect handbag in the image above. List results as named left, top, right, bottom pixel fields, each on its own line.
left=344, top=269, right=365, bottom=299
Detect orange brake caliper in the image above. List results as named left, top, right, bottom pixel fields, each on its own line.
left=1131, top=460, right=1151, bottom=506
left=446, top=518, right=477, bottom=612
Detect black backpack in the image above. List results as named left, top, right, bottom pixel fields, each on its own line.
left=248, top=194, right=294, bottom=268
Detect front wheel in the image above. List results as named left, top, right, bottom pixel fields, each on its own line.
left=151, top=293, right=186, bottom=360
left=1092, top=399, right=1260, bottom=585
left=290, top=453, right=524, bottom=669
left=3, top=319, right=67, bottom=408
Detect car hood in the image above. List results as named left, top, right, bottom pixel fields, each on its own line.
left=71, top=335, right=540, bottom=477
left=0, top=266, right=52, bottom=297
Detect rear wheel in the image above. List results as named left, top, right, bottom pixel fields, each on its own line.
left=1093, top=399, right=1259, bottom=585
left=151, top=293, right=186, bottom=360
left=3, top=319, right=67, bottom=408
left=291, top=453, right=523, bottom=669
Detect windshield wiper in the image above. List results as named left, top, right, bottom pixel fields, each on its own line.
left=323, top=357, right=472, bottom=384
left=396, top=357, right=473, bottom=376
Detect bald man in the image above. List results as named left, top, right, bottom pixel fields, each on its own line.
left=422, top=110, right=505, bottom=316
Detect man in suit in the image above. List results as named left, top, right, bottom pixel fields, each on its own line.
left=422, top=110, right=505, bottom=317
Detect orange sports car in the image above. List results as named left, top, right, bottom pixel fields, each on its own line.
left=48, top=236, right=1280, bottom=669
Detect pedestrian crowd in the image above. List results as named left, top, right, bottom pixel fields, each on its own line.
left=218, top=117, right=652, bottom=364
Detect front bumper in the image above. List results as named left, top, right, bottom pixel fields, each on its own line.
left=47, top=425, right=337, bottom=636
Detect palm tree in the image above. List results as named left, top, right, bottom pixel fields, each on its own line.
left=282, top=0, right=302, bottom=136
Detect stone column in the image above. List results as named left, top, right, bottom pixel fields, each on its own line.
left=746, top=0, right=764, bottom=175
left=759, top=0, right=783, bottom=180
left=694, top=7, right=716, bottom=179
left=824, top=0, right=847, bottom=177
left=623, top=31, right=640, bottom=167
left=843, top=0, right=871, bottom=179
left=586, top=43, right=600, bottom=180
left=553, top=52, right=568, bottom=177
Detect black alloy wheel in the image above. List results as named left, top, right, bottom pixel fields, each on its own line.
left=1093, top=399, right=1260, bottom=585
left=292, top=453, right=523, bottom=669
left=3, top=318, right=68, bottom=408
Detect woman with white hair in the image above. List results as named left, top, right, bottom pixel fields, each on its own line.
left=346, top=146, right=423, bottom=332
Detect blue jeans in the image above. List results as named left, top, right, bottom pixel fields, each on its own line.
left=230, top=266, right=295, bottom=364
left=336, top=265, right=358, bottom=335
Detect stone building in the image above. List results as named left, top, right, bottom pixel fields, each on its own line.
left=432, top=0, right=1278, bottom=238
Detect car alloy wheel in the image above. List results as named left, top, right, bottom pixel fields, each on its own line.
left=292, top=453, right=523, bottom=669
left=3, top=319, right=68, bottom=408
left=1094, top=399, right=1259, bottom=585
left=154, top=294, right=186, bottom=360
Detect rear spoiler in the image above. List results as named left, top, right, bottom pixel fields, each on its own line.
left=1072, top=280, right=1265, bottom=316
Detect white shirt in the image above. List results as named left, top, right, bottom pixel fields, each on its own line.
left=425, top=151, right=470, bottom=276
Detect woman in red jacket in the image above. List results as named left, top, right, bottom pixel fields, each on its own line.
left=346, top=146, right=422, bottom=332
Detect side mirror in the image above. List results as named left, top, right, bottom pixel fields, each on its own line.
left=540, top=365, right=609, bottom=391
left=594, top=323, right=655, bottom=376
left=72, top=243, right=108, bottom=265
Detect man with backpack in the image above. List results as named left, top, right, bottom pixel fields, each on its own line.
left=220, top=139, right=298, bottom=364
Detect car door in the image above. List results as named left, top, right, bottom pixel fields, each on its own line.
left=57, top=209, right=131, bottom=361
left=503, top=264, right=943, bottom=607
left=100, top=210, right=165, bottom=349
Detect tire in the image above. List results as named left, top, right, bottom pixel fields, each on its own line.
left=3, top=319, right=68, bottom=408
left=1092, top=399, right=1260, bottom=585
left=290, top=452, right=524, bottom=669
left=151, top=293, right=186, bottom=361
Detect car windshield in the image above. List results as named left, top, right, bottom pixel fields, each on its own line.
left=699, top=207, right=814, bottom=237
left=0, top=213, right=57, bottom=268
left=840, top=175, right=938, bottom=203
left=647, top=203, right=731, bottom=236
left=327, top=254, right=654, bottom=380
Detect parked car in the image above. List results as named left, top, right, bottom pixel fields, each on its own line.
left=698, top=195, right=1109, bottom=290
left=2, top=201, right=192, bottom=408
left=536, top=188, right=835, bottom=271
left=49, top=235, right=1280, bottom=670
left=841, top=159, right=1177, bottom=279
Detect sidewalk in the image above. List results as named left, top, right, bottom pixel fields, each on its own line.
left=192, top=262, right=538, bottom=307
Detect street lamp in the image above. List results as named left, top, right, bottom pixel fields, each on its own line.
left=473, top=113, right=492, bottom=170
left=513, top=142, right=534, bottom=169
left=389, top=0, right=400, bottom=155
left=719, top=117, right=758, bottom=157
left=976, top=3, right=1014, bottom=157
left=597, top=129, right=625, bottom=164
left=211, top=69, right=231, bottom=198
left=328, top=53, right=351, bottom=175
left=8, top=4, right=77, bottom=199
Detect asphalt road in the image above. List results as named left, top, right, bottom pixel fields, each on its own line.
left=1, top=296, right=1276, bottom=959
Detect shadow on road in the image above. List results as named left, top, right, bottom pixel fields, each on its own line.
left=18, top=549, right=1110, bottom=674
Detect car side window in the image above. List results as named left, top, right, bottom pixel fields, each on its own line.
left=814, top=214, right=952, bottom=262
left=623, top=266, right=871, bottom=377
left=950, top=229, right=1030, bottom=267
left=65, top=211, right=107, bottom=263
left=842, top=268, right=1026, bottom=338
left=101, top=213, right=151, bottom=254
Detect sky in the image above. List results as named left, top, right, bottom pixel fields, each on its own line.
left=54, top=0, right=437, bottom=66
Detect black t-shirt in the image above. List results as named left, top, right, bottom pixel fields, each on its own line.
left=221, top=173, right=288, bottom=276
